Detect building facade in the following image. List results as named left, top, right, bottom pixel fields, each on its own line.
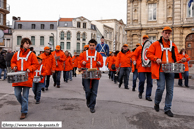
left=0, top=0, right=10, bottom=51
left=126, top=0, right=194, bottom=62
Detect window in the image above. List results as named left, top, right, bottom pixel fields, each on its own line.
left=50, top=24, right=54, bottom=29
left=18, top=24, right=22, bottom=29
left=77, top=32, right=80, bottom=40
left=49, top=36, right=54, bottom=45
left=77, top=22, right=80, bottom=28
left=0, top=14, right=3, bottom=25
left=67, top=31, right=71, bottom=40
left=61, top=31, right=64, bottom=40
left=188, top=1, right=194, bottom=17
left=82, top=43, right=86, bottom=49
left=60, top=42, right=64, bottom=49
left=0, top=0, right=3, bottom=8
left=188, top=43, right=191, bottom=48
left=148, top=4, right=157, bottom=21
left=82, top=33, right=86, bottom=41
left=83, top=23, right=87, bottom=28
left=31, top=36, right=35, bottom=45
left=41, top=24, right=45, bottom=29
left=17, top=36, right=22, bottom=45
left=77, top=43, right=80, bottom=51
left=40, top=36, right=44, bottom=45
left=149, top=36, right=156, bottom=43
left=67, top=42, right=70, bottom=49
left=31, top=24, right=36, bottom=29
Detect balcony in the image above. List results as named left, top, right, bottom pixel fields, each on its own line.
left=0, top=18, right=10, bottom=29
left=0, top=1, right=10, bottom=14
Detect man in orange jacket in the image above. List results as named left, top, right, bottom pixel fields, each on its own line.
left=40, top=46, right=56, bottom=91
left=52, top=45, right=66, bottom=88
left=63, top=51, right=72, bottom=83
left=132, top=35, right=153, bottom=101
left=116, top=44, right=132, bottom=89
left=147, top=26, right=187, bottom=117
left=79, top=39, right=103, bottom=113
left=11, top=38, right=39, bottom=119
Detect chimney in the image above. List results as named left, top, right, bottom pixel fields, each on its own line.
left=18, top=17, right=21, bottom=21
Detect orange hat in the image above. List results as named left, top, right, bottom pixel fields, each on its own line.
left=163, top=26, right=172, bottom=31
left=136, top=43, right=141, bottom=46
left=55, top=45, right=60, bottom=50
left=109, top=51, right=112, bottom=54
left=84, top=45, right=89, bottom=48
left=44, top=46, right=50, bottom=50
left=37, top=56, right=42, bottom=60
left=123, top=44, right=128, bottom=47
left=143, top=35, right=149, bottom=39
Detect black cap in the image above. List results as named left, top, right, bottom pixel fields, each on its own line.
left=101, top=36, right=104, bottom=39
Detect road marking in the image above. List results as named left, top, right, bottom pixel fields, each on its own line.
left=0, top=91, right=14, bottom=100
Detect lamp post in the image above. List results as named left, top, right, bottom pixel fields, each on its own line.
left=51, top=33, right=54, bottom=50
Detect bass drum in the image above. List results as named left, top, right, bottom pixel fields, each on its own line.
left=141, top=40, right=152, bottom=67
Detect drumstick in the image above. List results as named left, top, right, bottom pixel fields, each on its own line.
left=176, top=57, right=190, bottom=64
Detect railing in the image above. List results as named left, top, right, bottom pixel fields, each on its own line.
left=0, top=1, right=10, bottom=12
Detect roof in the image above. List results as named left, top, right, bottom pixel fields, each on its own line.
left=59, top=18, right=74, bottom=22
left=16, top=20, right=57, bottom=22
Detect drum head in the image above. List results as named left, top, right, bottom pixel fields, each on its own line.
left=142, top=40, right=152, bottom=67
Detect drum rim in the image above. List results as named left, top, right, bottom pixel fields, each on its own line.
left=141, top=40, right=152, bottom=66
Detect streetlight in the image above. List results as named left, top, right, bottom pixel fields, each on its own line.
left=51, top=33, right=54, bottom=50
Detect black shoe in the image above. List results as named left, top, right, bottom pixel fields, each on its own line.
left=138, top=93, right=142, bottom=99
left=90, top=108, right=95, bottom=113
left=86, top=100, right=90, bottom=108
left=154, top=104, right=160, bottom=112
left=132, top=88, right=135, bottom=91
left=54, top=83, right=56, bottom=87
left=118, top=84, right=121, bottom=88
left=165, top=110, right=174, bottom=117
left=45, top=87, right=48, bottom=91
left=57, top=85, right=60, bottom=88
left=146, top=97, right=152, bottom=101
left=185, top=86, right=189, bottom=88
left=36, top=101, right=40, bottom=104
left=178, top=85, right=183, bottom=87
left=41, top=88, right=45, bottom=92
left=125, top=87, right=129, bottom=90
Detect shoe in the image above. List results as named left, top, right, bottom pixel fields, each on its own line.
left=146, top=97, right=152, bottom=101
left=185, top=86, right=189, bottom=88
left=36, top=101, right=40, bottom=104
left=90, top=108, right=95, bottom=113
left=20, top=113, right=27, bottom=120
left=66, top=80, right=68, bottom=83
left=154, top=104, right=160, bottom=112
left=53, top=83, right=56, bottom=87
left=34, top=96, right=36, bottom=100
left=178, top=85, right=183, bottom=87
left=165, top=110, right=174, bottom=117
left=45, top=87, right=48, bottom=91
left=86, top=100, right=90, bottom=108
left=41, top=88, right=45, bottom=92
left=138, top=93, right=142, bottom=99
left=132, top=88, right=135, bottom=91
left=118, top=84, right=121, bottom=88
left=57, top=85, right=60, bottom=88
left=125, top=87, right=129, bottom=90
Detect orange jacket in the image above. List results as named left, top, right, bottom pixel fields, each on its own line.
left=147, top=37, right=180, bottom=79
left=178, top=54, right=190, bottom=71
left=116, top=49, right=132, bottom=68
left=40, top=52, right=56, bottom=75
left=72, top=56, right=78, bottom=68
left=33, top=64, right=47, bottom=83
left=79, top=49, right=103, bottom=80
left=11, top=48, right=39, bottom=87
left=63, top=56, right=72, bottom=71
left=109, top=55, right=117, bottom=71
left=132, top=45, right=151, bottom=73
left=131, top=51, right=136, bottom=73
left=52, top=50, right=66, bottom=71
left=105, top=56, right=110, bottom=66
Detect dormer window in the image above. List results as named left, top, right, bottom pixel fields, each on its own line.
left=83, top=23, right=86, bottom=28
left=50, top=24, right=54, bottom=29
left=41, top=24, right=45, bottom=29
left=64, top=23, right=68, bottom=27
left=18, top=24, right=22, bottom=29
left=77, top=22, right=81, bottom=28
left=31, top=24, right=36, bottom=29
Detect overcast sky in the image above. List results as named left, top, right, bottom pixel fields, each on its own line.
left=7, top=0, right=127, bottom=24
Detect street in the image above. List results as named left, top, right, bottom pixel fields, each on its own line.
left=0, top=73, right=194, bottom=129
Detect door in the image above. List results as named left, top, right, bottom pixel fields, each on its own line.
left=185, top=33, right=194, bottom=64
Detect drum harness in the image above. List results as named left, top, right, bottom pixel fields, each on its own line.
left=17, top=50, right=32, bottom=71
left=160, top=41, right=172, bottom=63
left=86, top=50, right=97, bottom=69
left=35, top=64, right=43, bottom=76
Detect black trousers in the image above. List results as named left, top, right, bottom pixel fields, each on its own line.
left=73, top=67, right=77, bottom=77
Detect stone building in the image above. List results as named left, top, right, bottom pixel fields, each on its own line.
left=126, top=0, right=194, bottom=62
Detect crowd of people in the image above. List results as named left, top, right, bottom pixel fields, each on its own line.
left=2, top=26, right=191, bottom=120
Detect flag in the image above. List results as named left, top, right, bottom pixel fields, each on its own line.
left=188, top=0, right=194, bottom=8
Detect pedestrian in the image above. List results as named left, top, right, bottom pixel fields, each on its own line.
left=52, top=45, right=66, bottom=88
left=0, top=50, right=7, bottom=81
left=11, top=37, right=39, bottom=119
left=116, top=44, right=132, bottom=89
left=178, top=49, right=190, bottom=87
left=109, top=52, right=117, bottom=82
left=32, top=56, right=47, bottom=104
left=40, top=46, right=56, bottom=91
left=63, top=51, right=72, bottom=83
left=5, top=49, right=14, bottom=73
left=72, top=52, right=79, bottom=77
left=79, top=39, right=103, bottom=113
left=68, top=52, right=73, bottom=81
left=147, top=26, right=187, bottom=117
left=132, top=35, right=153, bottom=101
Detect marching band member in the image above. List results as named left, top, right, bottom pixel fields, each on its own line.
left=63, top=51, right=72, bottom=83
left=147, top=26, right=186, bottom=117
left=32, top=56, right=47, bottom=104
left=52, top=45, right=66, bottom=88
left=11, top=38, right=39, bottom=119
left=96, top=36, right=109, bottom=72
left=109, top=52, right=117, bottom=83
left=40, top=46, right=56, bottom=91
left=72, top=52, right=79, bottom=77
left=132, top=36, right=153, bottom=101
left=116, top=44, right=132, bottom=89
left=79, top=39, right=103, bottom=113
left=178, top=49, right=190, bottom=87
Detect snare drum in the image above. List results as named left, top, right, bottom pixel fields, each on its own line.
left=162, top=63, right=185, bottom=73
left=7, top=71, right=28, bottom=83
left=82, top=70, right=101, bottom=79
left=33, top=76, right=41, bottom=83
